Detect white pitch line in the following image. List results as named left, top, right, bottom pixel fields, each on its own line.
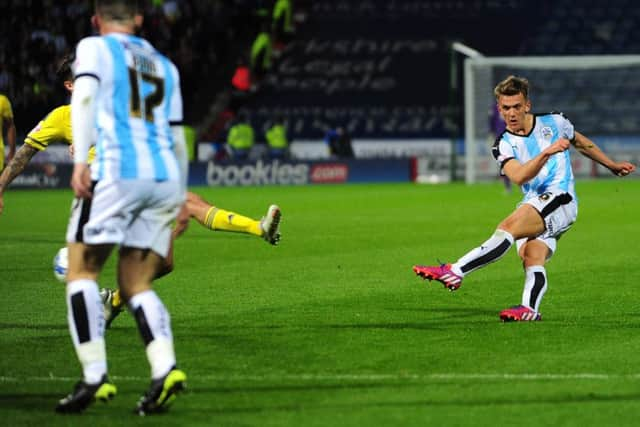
left=2, top=373, right=640, bottom=383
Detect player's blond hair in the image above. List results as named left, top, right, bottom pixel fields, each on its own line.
left=494, top=75, right=530, bottom=100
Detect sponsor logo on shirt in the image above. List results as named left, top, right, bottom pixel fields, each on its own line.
left=541, top=126, right=553, bottom=141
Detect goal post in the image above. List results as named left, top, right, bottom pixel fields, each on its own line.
left=463, top=54, right=640, bottom=183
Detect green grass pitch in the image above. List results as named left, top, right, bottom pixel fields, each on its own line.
left=1, top=180, right=639, bottom=426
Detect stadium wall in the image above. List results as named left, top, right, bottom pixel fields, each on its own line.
left=10, top=137, right=638, bottom=189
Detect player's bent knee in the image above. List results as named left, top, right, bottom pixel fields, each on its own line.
left=155, top=259, right=174, bottom=279
left=520, top=242, right=548, bottom=267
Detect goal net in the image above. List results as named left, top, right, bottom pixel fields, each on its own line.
left=463, top=55, right=640, bottom=183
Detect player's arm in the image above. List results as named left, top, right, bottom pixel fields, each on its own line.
left=0, top=144, right=39, bottom=214
left=502, top=138, right=571, bottom=185
left=0, top=144, right=39, bottom=192
left=171, top=126, right=190, bottom=238
left=571, top=131, right=636, bottom=177
left=71, top=37, right=101, bottom=198
left=70, top=75, right=98, bottom=198
left=168, top=62, right=189, bottom=237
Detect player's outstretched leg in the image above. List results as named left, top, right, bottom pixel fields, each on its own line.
left=188, top=192, right=283, bottom=245
left=135, top=367, right=187, bottom=416
left=100, top=288, right=124, bottom=328
left=413, top=263, right=463, bottom=291
left=413, top=229, right=515, bottom=291
left=56, top=375, right=117, bottom=414
left=260, top=204, right=282, bottom=245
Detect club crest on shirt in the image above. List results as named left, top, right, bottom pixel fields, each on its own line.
left=540, top=126, right=554, bottom=141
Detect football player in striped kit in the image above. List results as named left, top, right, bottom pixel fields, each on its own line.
left=0, top=55, right=282, bottom=331
left=414, top=75, right=635, bottom=322
left=56, top=0, right=186, bottom=415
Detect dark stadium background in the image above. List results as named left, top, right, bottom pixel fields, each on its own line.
left=3, top=0, right=632, bottom=147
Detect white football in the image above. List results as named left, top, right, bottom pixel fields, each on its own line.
left=53, top=247, right=68, bottom=283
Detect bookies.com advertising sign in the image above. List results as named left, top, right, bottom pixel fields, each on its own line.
left=188, top=159, right=412, bottom=187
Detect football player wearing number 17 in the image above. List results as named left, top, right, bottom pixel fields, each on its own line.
left=0, top=54, right=281, bottom=243
left=57, top=0, right=185, bottom=416
left=0, top=57, right=282, bottom=323
left=413, top=75, right=635, bottom=322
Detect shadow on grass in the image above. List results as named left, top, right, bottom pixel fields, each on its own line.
left=173, top=306, right=499, bottom=336
left=0, top=323, right=67, bottom=331
left=0, top=393, right=61, bottom=412
left=191, top=390, right=640, bottom=414
left=389, top=306, right=497, bottom=316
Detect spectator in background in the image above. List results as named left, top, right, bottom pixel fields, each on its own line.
left=231, top=56, right=252, bottom=93
left=250, top=21, right=273, bottom=85
left=0, top=93, right=16, bottom=171
left=1, top=1, right=241, bottom=133
left=0, top=65, right=10, bottom=92
left=272, top=0, right=293, bottom=52
left=325, top=126, right=354, bottom=159
left=265, top=115, right=289, bottom=159
left=230, top=56, right=253, bottom=112
left=227, top=113, right=255, bottom=161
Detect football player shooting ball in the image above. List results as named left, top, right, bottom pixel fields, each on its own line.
left=413, top=75, right=635, bottom=322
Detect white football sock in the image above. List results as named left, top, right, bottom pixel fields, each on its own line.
left=522, top=266, right=547, bottom=312
left=129, top=290, right=176, bottom=379
left=452, top=229, right=515, bottom=276
left=66, top=279, right=107, bottom=383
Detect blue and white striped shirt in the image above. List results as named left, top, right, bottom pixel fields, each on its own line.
left=492, top=113, right=576, bottom=202
left=73, top=33, right=182, bottom=182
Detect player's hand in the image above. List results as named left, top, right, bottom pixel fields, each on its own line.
left=71, top=163, right=92, bottom=198
left=0, top=194, right=4, bottom=215
left=546, top=138, right=571, bottom=155
left=172, top=203, right=190, bottom=238
left=610, top=161, right=636, bottom=177
left=68, top=144, right=75, bottom=158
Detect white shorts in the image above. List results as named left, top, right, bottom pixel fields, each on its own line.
left=516, top=191, right=578, bottom=259
left=66, top=179, right=183, bottom=257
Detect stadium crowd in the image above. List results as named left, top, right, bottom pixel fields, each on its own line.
left=0, top=0, right=275, bottom=134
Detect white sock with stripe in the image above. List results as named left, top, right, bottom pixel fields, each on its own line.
left=66, top=279, right=107, bottom=384
left=521, top=266, right=547, bottom=312
left=129, top=290, right=176, bottom=380
left=452, top=229, right=515, bottom=276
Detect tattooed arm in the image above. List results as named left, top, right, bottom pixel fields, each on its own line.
left=0, top=144, right=39, bottom=214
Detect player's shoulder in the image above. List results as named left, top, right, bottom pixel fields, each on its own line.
left=50, top=104, right=71, bottom=115
left=492, top=131, right=508, bottom=148
left=45, top=104, right=71, bottom=122
left=153, top=48, right=180, bottom=75
left=31, top=104, right=70, bottom=135
left=536, top=111, right=571, bottom=121
left=0, top=94, right=13, bottom=116
left=77, top=35, right=103, bottom=49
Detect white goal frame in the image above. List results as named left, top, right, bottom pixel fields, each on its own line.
left=463, top=53, right=640, bottom=184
